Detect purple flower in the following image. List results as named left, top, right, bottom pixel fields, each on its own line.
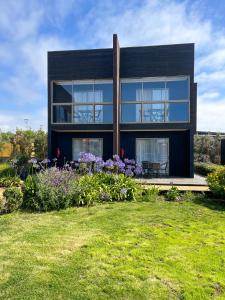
left=134, top=164, right=143, bottom=175
left=120, top=188, right=128, bottom=195
left=105, top=159, right=114, bottom=169
left=125, top=169, right=134, bottom=177
left=41, top=158, right=51, bottom=164
left=113, top=154, right=120, bottom=161
left=78, top=152, right=96, bottom=163
left=28, top=158, right=37, bottom=164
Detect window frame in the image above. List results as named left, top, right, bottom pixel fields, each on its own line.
left=72, top=138, right=103, bottom=161
left=51, top=79, right=113, bottom=124
left=120, top=76, right=190, bottom=124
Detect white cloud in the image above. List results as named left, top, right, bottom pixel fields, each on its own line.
left=0, top=0, right=225, bottom=132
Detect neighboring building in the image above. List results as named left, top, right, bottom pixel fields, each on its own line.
left=48, top=34, right=197, bottom=177
left=221, top=139, right=225, bottom=165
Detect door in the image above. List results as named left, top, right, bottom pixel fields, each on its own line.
left=136, top=138, right=169, bottom=174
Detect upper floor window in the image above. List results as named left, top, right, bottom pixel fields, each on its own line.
left=121, top=77, right=189, bottom=123
left=52, top=80, right=113, bottom=124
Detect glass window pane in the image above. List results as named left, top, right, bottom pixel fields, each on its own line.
left=121, top=104, right=141, bottom=122
left=53, top=105, right=72, bottom=123
left=94, top=83, right=113, bottom=102
left=53, top=82, right=72, bottom=103
left=73, top=138, right=103, bottom=160
left=95, top=105, right=113, bottom=123
left=73, top=105, right=94, bottom=123
left=143, top=104, right=165, bottom=122
left=73, top=84, right=94, bottom=103
left=167, top=79, right=189, bottom=100
left=121, top=82, right=142, bottom=101
left=143, top=82, right=165, bottom=101
left=166, top=103, right=189, bottom=122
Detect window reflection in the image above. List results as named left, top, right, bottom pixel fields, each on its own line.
left=53, top=105, right=72, bottom=123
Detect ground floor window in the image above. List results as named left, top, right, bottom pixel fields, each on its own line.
left=72, top=138, right=103, bottom=161
left=136, top=138, right=169, bottom=174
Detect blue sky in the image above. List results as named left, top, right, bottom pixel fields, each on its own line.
left=0, top=0, right=225, bottom=131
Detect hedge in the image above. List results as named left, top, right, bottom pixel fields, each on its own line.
left=194, top=162, right=223, bottom=176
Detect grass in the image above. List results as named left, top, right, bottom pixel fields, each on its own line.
left=0, top=199, right=225, bottom=299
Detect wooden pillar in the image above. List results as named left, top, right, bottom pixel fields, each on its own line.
left=113, top=34, right=120, bottom=155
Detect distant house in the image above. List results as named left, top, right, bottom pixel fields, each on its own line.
left=48, top=34, right=197, bottom=177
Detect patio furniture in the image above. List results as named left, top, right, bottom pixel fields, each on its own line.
left=151, top=163, right=161, bottom=177
left=142, top=161, right=153, bottom=177
left=159, top=162, right=168, bottom=177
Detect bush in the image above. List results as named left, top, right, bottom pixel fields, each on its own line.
left=23, top=167, right=77, bottom=212
left=73, top=173, right=140, bottom=206
left=141, top=186, right=160, bottom=202
left=0, top=176, right=21, bottom=187
left=194, top=162, right=222, bottom=176
left=2, top=187, right=23, bottom=213
left=0, top=163, right=15, bottom=177
left=207, top=167, right=225, bottom=199
left=181, top=191, right=195, bottom=201
left=166, top=187, right=181, bottom=201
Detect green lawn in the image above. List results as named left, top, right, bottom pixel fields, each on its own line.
left=0, top=199, right=225, bottom=300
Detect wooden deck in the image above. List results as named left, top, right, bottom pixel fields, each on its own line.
left=136, top=175, right=209, bottom=192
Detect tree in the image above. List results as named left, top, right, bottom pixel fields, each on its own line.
left=33, top=130, right=47, bottom=160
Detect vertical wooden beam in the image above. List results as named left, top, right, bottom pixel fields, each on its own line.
left=113, top=34, right=120, bottom=155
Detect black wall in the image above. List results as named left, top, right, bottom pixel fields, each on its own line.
left=51, top=132, right=113, bottom=161
left=121, top=130, right=191, bottom=177
left=221, top=139, right=225, bottom=165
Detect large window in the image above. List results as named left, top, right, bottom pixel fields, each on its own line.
left=121, top=77, right=189, bottom=123
left=52, top=80, right=113, bottom=123
left=136, top=138, right=169, bottom=174
left=72, top=138, right=103, bottom=161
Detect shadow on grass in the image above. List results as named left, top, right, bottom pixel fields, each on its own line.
left=193, top=194, right=225, bottom=211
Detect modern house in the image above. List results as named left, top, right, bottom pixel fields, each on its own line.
left=48, top=34, right=197, bottom=177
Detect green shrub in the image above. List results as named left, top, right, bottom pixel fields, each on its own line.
left=22, top=175, right=38, bottom=210
left=0, top=176, right=21, bottom=187
left=194, top=162, right=222, bottom=176
left=141, top=186, right=160, bottom=201
left=207, top=167, right=225, bottom=199
left=182, top=191, right=195, bottom=201
left=166, top=187, right=181, bottom=201
left=23, top=168, right=77, bottom=212
left=3, top=187, right=23, bottom=213
left=0, top=163, right=15, bottom=177
left=73, top=173, right=140, bottom=207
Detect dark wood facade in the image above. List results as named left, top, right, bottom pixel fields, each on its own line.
left=48, top=35, right=197, bottom=177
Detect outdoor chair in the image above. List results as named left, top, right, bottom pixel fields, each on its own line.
left=159, top=162, right=168, bottom=177
left=142, top=161, right=153, bottom=177
left=151, top=163, right=161, bottom=177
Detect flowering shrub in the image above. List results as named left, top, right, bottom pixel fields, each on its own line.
left=73, top=172, right=140, bottom=206
left=23, top=167, right=77, bottom=211
left=78, top=153, right=142, bottom=177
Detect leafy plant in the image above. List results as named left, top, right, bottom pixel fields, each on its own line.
left=3, top=187, right=23, bottom=213
left=194, top=162, right=222, bottom=176
left=207, top=167, right=225, bottom=199
left=142, top=186, right=160, bottom=201
left=23, top=167, right=77, bottom=212
left=166, top=186, right=181, bottom=201
left=182, top=191, right=195, bottom=201
left=0, top=176, right=21, bottom=188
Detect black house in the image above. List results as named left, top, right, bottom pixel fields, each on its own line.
left=48, top=34, right=197, bottom=177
